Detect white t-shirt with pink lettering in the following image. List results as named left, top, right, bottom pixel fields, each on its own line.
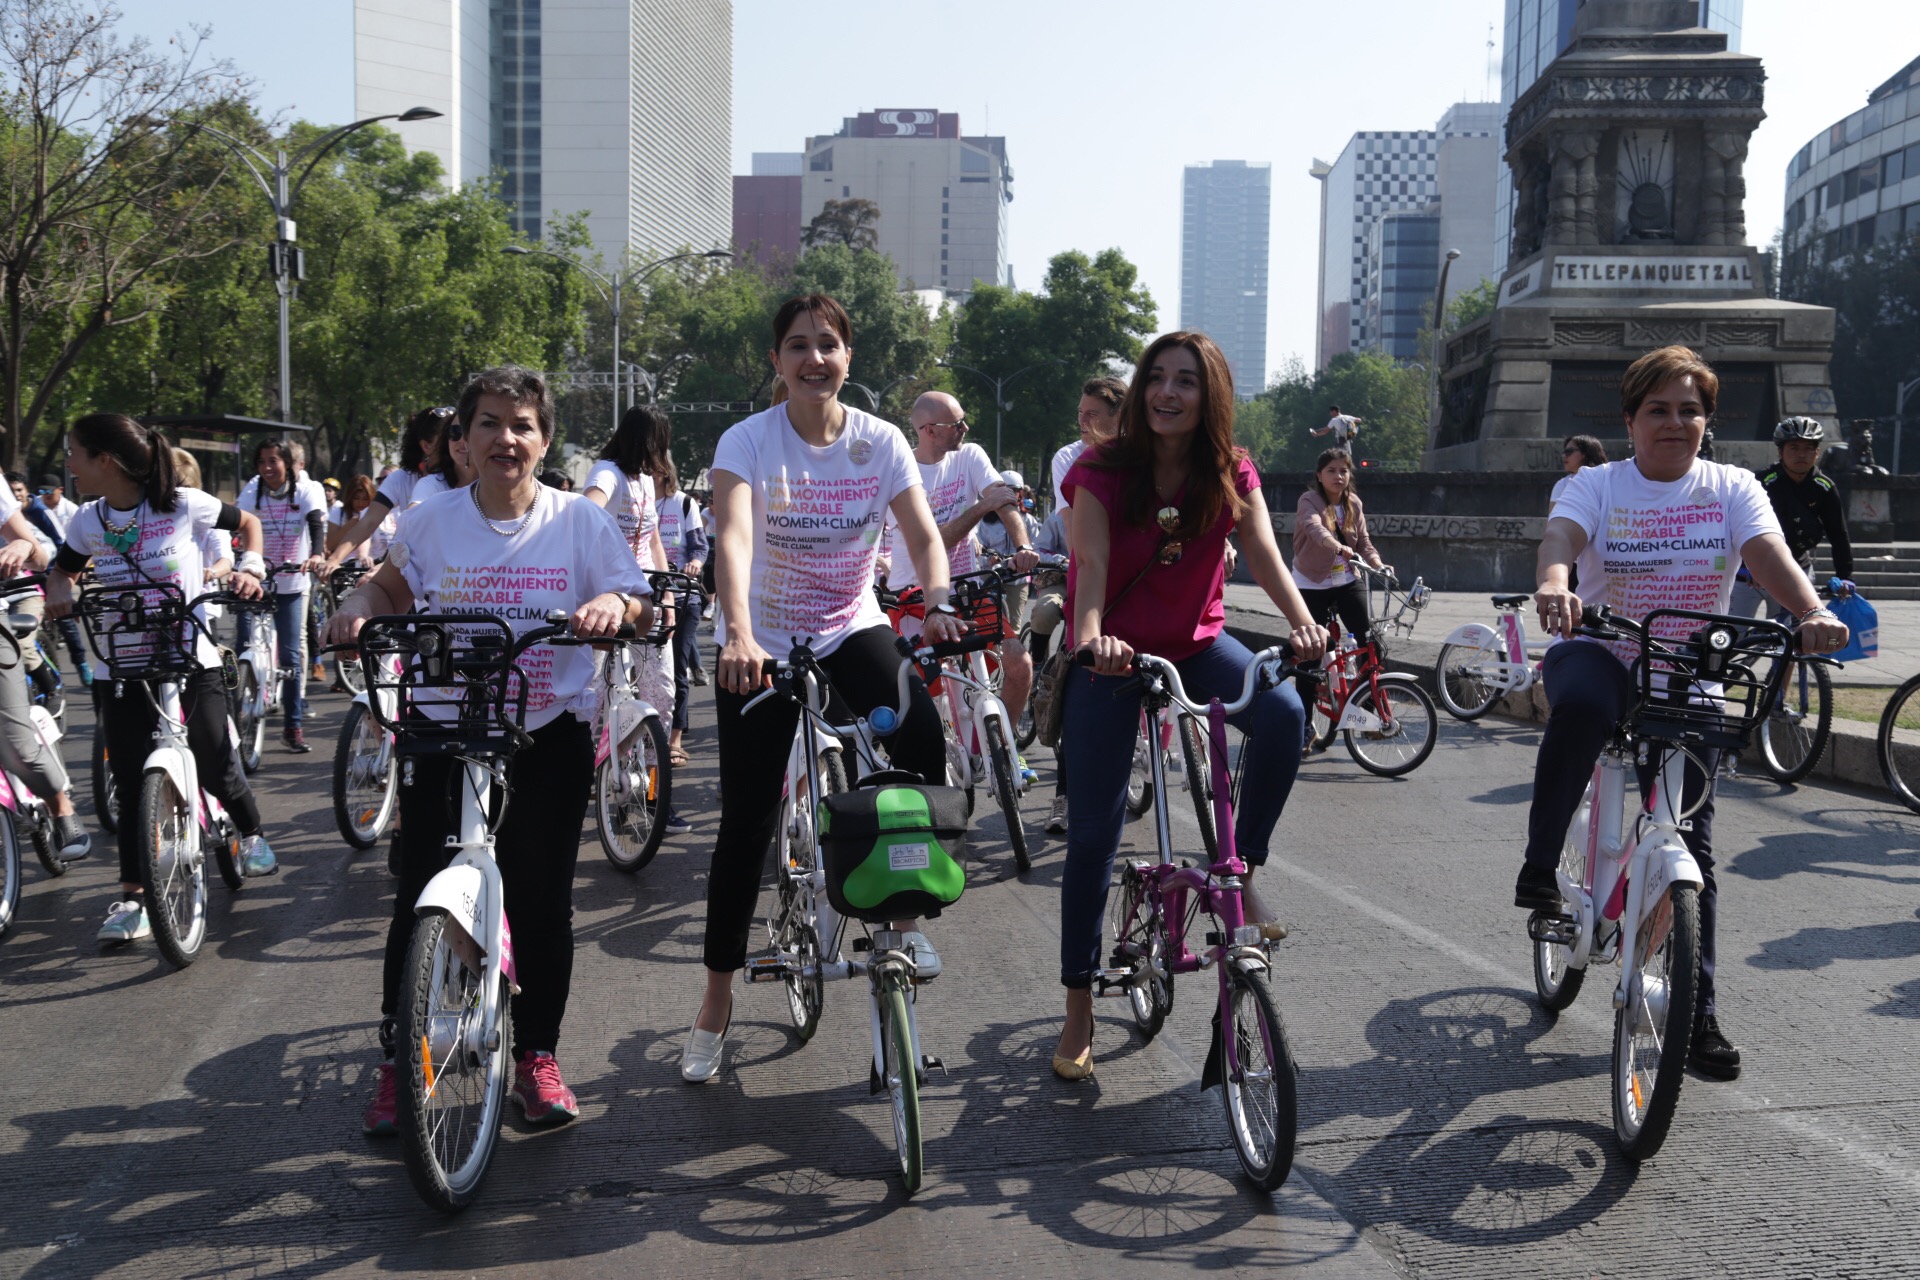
left=390, top=486, right=651, bottom=730
left=239, top=476, right=322, bottom=594
left=711, top=403, right=918, bottom=658
left=1552, top=458, right=1781, bottom=663
left=584, top=461, right=661, bottom=568
left=883, top=441, right=1002, bottom=591
left=64, top=487, right=230, bottom=668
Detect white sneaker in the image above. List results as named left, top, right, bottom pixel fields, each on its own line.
left=1045, top=795, right=1068, bottom=834
left=97, top=900, right=150, bottom=943
left=903, top=930, right=942, bottom=981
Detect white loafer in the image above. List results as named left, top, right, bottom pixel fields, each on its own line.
left=681, top=1020, right=728, bottom=1083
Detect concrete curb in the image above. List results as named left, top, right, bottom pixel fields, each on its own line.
left=1224, top=611, right=1899, bottom=799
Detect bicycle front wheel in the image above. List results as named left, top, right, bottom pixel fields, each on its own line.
left=1180, top=714, right=1218, bottom=862
left=137, top=769, right=206, bottom=968
left=1755, top=655, right=1832, bottom=784
left=398, top=912, right=512, bottom=1213
left=1107, top=862, right=1172, bottom=1038
left=336, top=655, right=367, bottom=696
left=596, top=714, right=670, bottom=872
left=1434, top=638, right=1503, bottom=720
left=1219, top=966, right=1297, bottom=1191
left=1877, top=675, right=1920, bottom=813
left=92, top=721, right=117, bottom=835
left=0, top=810, right=19, bottom=938
left=1124, top=721, right=1154, bottom=817
left=1343, top=674, right=1438, bottom=776
left=879, top=975, right=923, bottom=1195
left=1612, top=883, right=1700, bottom=1161
left=984, top=713, right=1030, bottom=874
left=235, top=666, right=264, bottom=774
left=334, top=702, right=399, bottom=850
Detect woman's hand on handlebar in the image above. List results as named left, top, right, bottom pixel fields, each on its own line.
left=1288, top=621, right=1330, bottom=663
left=921, top=609, right=965, bottom=647
left=1081, top=634, right=1134, bottom=676
left=570, top=591, right=628, bottom=640
left=1534, top=583, right=1581, bottom=639
left=0, top=539, right=35, bottom=576
left=1795, top=611, right=1849, bottom=656
left=323, top=597, right=370, bottom=647
left=230, top=570, right=265, bottom=601
left=719, top=632, right=773, bottom=696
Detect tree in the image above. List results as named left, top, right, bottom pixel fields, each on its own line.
left=802, top=198, right=880, bottom=251
left=0, top=2, right=251, bottom=469
left=1244, top=351, right=1429, bottom=472
left=1444, top=276, right=1499, bottom=332
left=1783, top=233, right=1920, bottom=448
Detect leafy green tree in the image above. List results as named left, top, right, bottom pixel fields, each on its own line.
left=1244, top=351, right=1429, bottom=472
left=1444, top=276, right=1499, bottom=332
left=1783, top=233, right=1920, bottom=453
left=802, top=198, right=880, bottom=251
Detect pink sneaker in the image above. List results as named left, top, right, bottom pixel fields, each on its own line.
left=512, top=1051, right=579, bottom=1125
left=363, top=1060, right=397, bottom=1137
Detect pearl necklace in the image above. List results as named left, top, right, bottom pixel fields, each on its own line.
left=471, top=484, right=538, bottom=537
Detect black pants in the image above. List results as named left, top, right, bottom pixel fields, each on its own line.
left=671, top=606, right=700, bottom=732
left=1523, top=641, right=1724, bottom=1016
left=101, top=667, right=261, bottom=884
left=1295, top=580, right=1373, bottom=705
left=382, top=713, right=593, bottom=1058
left=703, top=624, right=945, bottom=972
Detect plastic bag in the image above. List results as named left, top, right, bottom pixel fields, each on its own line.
left=1828, top=591, right=1879, bottom=663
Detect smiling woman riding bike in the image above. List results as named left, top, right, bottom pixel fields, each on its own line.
left=1518, top=345, right=1848, bottom=1082
left=326, top=367, right=653, bottom=1133
left=1054, top=330, right=1328, bottom=1081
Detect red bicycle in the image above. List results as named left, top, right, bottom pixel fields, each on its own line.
left=1304, top=567, right=1438, bottom=776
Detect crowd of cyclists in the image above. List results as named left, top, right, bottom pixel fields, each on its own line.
left=0, top=286, right=1859, bottom=1182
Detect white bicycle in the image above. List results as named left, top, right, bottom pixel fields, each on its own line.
left=1528, top=606, right=1818, bottom=1160
left=592, top=570, right=688, bottom=873
left=232, top=562, right=307, bottom=772
left=1434, top=592, right=1549, bottom=720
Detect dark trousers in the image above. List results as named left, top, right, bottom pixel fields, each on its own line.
left=1295, top=580, right=1373, bottom=705
left=1523, top=641, right=1724, bottom=1016
left=671, top=609, right=700, bottom=732
left=101, top=667, right=262, bottom=884
left=703, top=624, right=944, bottom=972
left=1059, top=632, right=1306, bottom=987
left=382, top=713, right=593, bottom=1058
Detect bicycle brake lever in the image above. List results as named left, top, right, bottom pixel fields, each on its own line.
left=740, top=684, right=780, bottom=715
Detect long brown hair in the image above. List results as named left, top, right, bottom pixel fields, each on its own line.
left=1087, top=330, right=1247, bottom=539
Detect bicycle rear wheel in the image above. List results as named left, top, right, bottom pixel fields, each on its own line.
left=1877, top=675, right=1920, bottom=813
left=878, top=975, right=923, bottom=1195
left=596, top=714, right=670, bottom=872
left=398, top=912, right=512, bottom=1213
left=1533, top=799, right=1589, bottom=1013
left=1014, top=627, right=1040, bottom=749
left=334, top=702, right=398, bottom=850
left=1434, top=638, right=1503, bottom=720
left=1754, top=655, right=1831, bottom=784
left=235, top=666, right=264, bottom=774
left=1180, top=714, right=1218, bottom=862
left=1107, top=863, right=1172, bottom=1038
left=137, top=769, right=206, bottom=968
left=1219, top=966, right=1297, bottom=1190
left=0, top=810, right=19, bottom=938
left=984, top=713, right=1030, bottom=874
left=1612, top=883, right=1699, bottom=1161
left=1343, top=674, right=1438, bottom=776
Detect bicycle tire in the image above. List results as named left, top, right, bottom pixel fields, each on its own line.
left=1107, top=863, right=1172, bottom=1038
left=596, top=714, right=670, bottom=873
left=1124, top=722, right=1154, bottom=817
left=777, top=746, right=843, bottom=1042
left=210, top=816, right=242, bottom=892
left=1219, top=966, right=1297, bottom=1191
left=337, top=655, right=367, bottom=696
left=92, top=722, right=117, bottom=835
left=1434, top=638, right=1503, bottom=721
left=236, top=665, right=264, bottom=774
left=879, top=975, right=923, bottom=1195
left=1755, top=655, right=1832, bottom=784
left=1533, top=804, right=1589, bottom=1013
left=1180, top=714, right=1218, bottom=862
left=984, top=713, right=1030, bottom=874
left=137, top=768, right=206, bottom=968
left=397, top=911, right=512, bottom=1213
left=30, top=820, right=60, bottom=878
left=1877, top=675, right=1920, bottom=813
left=1307, top=688, right=1337, bottom=751
left=1343, top=675, right=1438, bottom=777
left=0, top=809, right=19, bottom=938
left=334, top=702, right=398, bottom=850
left=1014, top=626, right=1040, bottom=750
left=1612, top=883, right=1699, bottom=1162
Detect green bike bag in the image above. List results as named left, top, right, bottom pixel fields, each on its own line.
left=821, top=774, right=969, bottom=923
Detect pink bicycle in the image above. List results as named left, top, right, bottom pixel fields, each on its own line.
left=1434, top=592, right=1550, bottom=720
left=1092, top=643, right=1316, bottom=1190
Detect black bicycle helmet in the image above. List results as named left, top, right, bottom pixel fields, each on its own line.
left=1773, top=416, right=1825, bottom=444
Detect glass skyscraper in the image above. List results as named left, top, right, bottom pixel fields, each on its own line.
left=1181, top=161, right=1271, bottom=397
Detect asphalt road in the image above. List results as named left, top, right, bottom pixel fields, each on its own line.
left=2, top=651, right=1917, bottom=1279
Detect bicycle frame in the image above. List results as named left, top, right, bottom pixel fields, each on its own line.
left=594, top=642, right=664, bottom=771
left=1438, top=603, right=1550, bottom=698
left=932, top=645, right=1019, bottom=791
left=1315, top=636, right=1392, bottom=734
left=411, top=754, right=519, bottom=1050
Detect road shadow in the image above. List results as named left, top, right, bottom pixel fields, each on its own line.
left=1726, top=810, right=1920, bottom=888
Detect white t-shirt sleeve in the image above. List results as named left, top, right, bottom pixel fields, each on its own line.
left=584, top=460, right=626, bottom=499
left=1550, top=464, right=1608, bottom=544
left=1051, top=444, right=1074, bottom=503
left=375, top=470, right=414, bottom=510
left=0, top=483, right=18, bottom=524
left=710, top=422, right=755, bottom=486
left=577, top=500, right=654, bottom=600
left=875, top=427, right=920, bottom=508
left=962, top=444, right=1002, bottom=508
left=1724, top=467, right=1783, bottom=549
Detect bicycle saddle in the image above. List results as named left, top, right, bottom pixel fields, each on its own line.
left=5, top=613, right=35, bottom=639
left=1490, top=593, right=1532, bottom=608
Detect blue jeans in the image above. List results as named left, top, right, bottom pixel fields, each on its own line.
left=238, top=591, right=308, bottom=729
left=1058, top=631, right=1306, bottom=988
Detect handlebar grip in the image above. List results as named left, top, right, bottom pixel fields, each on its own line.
left=760, top=659, right=784, bottom=677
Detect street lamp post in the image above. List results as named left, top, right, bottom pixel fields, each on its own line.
left=504, top=246, right=734, bottom=432
left=1895, top=374, right=1920, bottom=475
left=1429, top=248, right=1462, bottom=430
left=843, top=374, right=924, bottom=418
left=938, top=359, right=1067, bottom=466
left=177, top=107, right=444, bottom=424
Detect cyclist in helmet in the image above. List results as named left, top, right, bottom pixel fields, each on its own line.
left=1733, top=416, right=1855, bottom=616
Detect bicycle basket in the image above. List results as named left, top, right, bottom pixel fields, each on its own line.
left=1630, top=609, right=1794, bottom=753
left=821, top=777, right=969, bottom=922
left=75, top=583, right=200, bottom=681
left=357, top=614, right=532, bottom=755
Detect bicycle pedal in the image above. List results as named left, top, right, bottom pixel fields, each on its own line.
left=1526, top=912, right=1579, bottom=946
left=1091, top=966, right=1134, bottom=995
left=921, top=1055, right=946, bottom=1076
left=742, top=947, right=789, bottom=983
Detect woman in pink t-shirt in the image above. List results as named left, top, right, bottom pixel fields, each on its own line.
left=1052, top=330, right=1328, bottom=1080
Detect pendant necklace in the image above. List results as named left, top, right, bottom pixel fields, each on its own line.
left=101, top=500, right=141, bottom=558
left=472, top=484, right=539, bottom=537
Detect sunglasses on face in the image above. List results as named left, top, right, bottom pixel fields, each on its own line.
left=920, top=419, right=968, bottom=433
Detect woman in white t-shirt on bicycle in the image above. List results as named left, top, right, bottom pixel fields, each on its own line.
left=681, top=293, right=963, bottom=1084
left=326, top=366, right=654, bottom=1134
left=322, top=405, right=458, bottom=576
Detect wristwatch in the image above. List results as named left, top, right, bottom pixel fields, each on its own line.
left=928, top=602, right=959, bottom=617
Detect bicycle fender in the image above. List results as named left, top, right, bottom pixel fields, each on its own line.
left=27, top=704, right=60, bottom=747
left=1439, top=621, right=1500, bottom=649
left=143, top=747, right=192, bottom=811
left=1201, top=1007, right=1224, bottom=1093
left=1643, top=842, right=1704, bottom=909
left=610, top=699, right=656, bottom=754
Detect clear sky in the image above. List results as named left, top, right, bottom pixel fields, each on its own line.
left=119, top=0, right=1916, bottom=385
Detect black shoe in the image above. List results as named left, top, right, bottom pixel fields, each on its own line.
left=283, top=727, right=311, bottom=754
left=1690, top=1014, right=1742, bottom=1080
left=53, top=814, right=91, bottom=861
left=1513, top=862, right=1561, bottom=910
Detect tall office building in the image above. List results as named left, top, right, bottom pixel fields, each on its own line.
left=1311, top=104, right=1500, bottom=369
left=799, top=110, right=1012, bottom=299
left=1180, top=161, right=1271, bottom=397
left=1494, top=0, right=1742, bottom=267
left=353, top=0, right=731, bottom=260
left=1782, top=55, right=1920, bottom=280
left=733, top=152, right=804, bottom=269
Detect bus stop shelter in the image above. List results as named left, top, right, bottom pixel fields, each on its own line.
left=146, top=415, right=316, bottom=501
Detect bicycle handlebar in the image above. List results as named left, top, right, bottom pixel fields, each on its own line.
left=1074, top=643, right=1319, bottom=717
left=743, top=637, right=918, bottom=731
